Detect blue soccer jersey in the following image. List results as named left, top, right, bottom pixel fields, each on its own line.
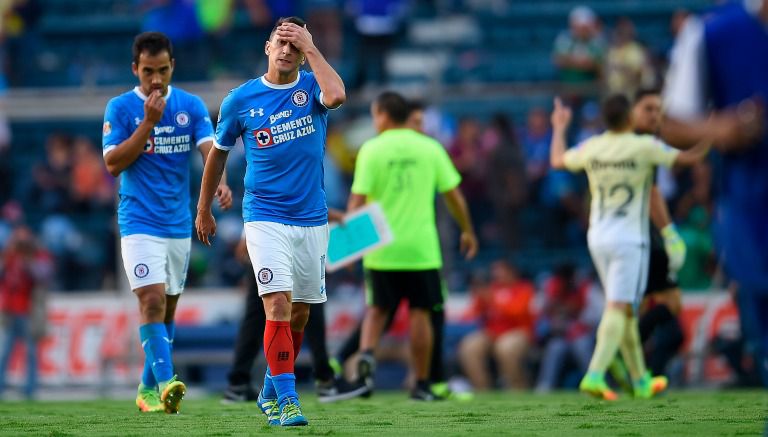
left=102, top=86, right=214, bottom=238
left=664, top=2, right=768, bottom=288
left=215, top=70, right=330, bottom=226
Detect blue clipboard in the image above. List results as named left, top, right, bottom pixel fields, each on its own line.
left=326, top=203, right=392, bottom=272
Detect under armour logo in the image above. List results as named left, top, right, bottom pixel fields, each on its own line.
left=277, top=351, right=290, bottom=361
left=250, top=108, right=264, bottom=117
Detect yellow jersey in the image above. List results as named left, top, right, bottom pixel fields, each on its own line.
left=563, top=132, right=679, bottom=246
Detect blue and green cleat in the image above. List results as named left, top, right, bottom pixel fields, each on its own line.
left=280, top=398, right=308, bottom=426
left=257, top=390, right=281, bottom=426
left=579, top=372, right=618, bottom=401
left=634, top=372, right=668, bottom=399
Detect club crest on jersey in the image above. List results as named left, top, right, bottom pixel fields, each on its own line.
left=291, top=89, right=309, bottom=107
left=103, top=121, right=112, bottom=135
left=257, top=268, right=273, bottom=285
left=175, top=111, right=190, bottom=127
left=134, top=263, right=149, bottom=278
left=254, top=128, right=274, bottom=148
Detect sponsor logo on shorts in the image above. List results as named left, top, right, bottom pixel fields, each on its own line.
left=277, top=351, right=290, bottom=361
left=134, top=263, right=149, bottom=278
left=291, top=89, right=309, bottom=107
left=258, top=267, right=273, bottom=285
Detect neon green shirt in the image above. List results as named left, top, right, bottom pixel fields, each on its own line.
left=352, top=128, right=461, bottom=270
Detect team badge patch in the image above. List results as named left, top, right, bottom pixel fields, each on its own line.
left=103, top=121, right=112, bottom=135
left=134, top=263, right=149, bottom=278
left=291, top=89, right=309, bottom=107
left=175, top=111, right=190, bottom=127
left=254, top=128, right=274, bottom=147
left=257, top=268, right=273, bottom=285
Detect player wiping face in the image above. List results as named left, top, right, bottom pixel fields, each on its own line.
left=266, top=22, right=310, bottom=81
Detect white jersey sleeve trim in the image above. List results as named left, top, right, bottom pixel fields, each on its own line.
left=103, top=145, right=117, bottom=157
left=214, top=139, right=233, bottom=151
left=663, top=17, right=708, bottom=120
left=318, top=91, right=342, bottom=110
left=196, top=136, right=214, bottom=148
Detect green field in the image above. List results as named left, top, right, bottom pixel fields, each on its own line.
left=0, top=390, right=765, bottom=436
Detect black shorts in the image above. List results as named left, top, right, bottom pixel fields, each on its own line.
left=645, top=224, right=678, bottom=295
left=364, top=269, right=444, bottom=310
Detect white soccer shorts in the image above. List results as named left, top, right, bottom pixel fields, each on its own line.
left=588, top=243, right=649, bottom=305
left=244, top=221, right=329, bottom=304
left=120, top=234, right=191, bottom=294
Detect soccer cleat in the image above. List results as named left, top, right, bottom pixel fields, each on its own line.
left=135, top=386, right=164, bottom=413
left=634, top=372, right=668, bottom=399
left=430, top=382, right=474, bottom=401
left=651, top=375, right=669, bottom=396
left=279, top=398, right=308, bottom=426
left=410, top=382, right=444, bottom=401
left=159, top=375, right=186, bottom=414
left=357, top=353, right=376, bottom=395
left=579, top=373, right=618, bottom=401
left=257, top=389, right=281, bottom=425
left=316, top=377, right=371, bottom=403
left=221, top=384, right=259, bottom=404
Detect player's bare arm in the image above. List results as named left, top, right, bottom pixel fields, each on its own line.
left=672, top=139, right=711, bottom=167
left=441, top=187, right=479, bottom=260
left=549, top=97, right=572, bottom=169
left=662, top=98, right=764, bottom=152
left=648, top=186, right=672, bottom=230
left=346, top=193, right=366, bottom=212
left=104, top=90, right=165, bottom=176
left=199, top=141, right=233, bottom=210
left=195, top=147, right=229, bottom=246
left=276, top=22, right=345, bottom=109
left=328, top=208, right=345, bottom=223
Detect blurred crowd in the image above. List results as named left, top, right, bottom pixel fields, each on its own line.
left=0, top=2, right=718, bottom=294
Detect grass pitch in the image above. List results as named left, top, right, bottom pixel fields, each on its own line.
left=0, top=390, right=764, bottom=436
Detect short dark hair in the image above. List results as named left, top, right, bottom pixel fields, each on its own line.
left=602, top=94, right=632, bottom=130
left=375, top=91, right=410, bottom=124
left=132, top=31, right=173, bottom=65
left=408, top=99, right=425, bottom=114
left=634, top=87, right=661, bottom=105
left=270, top=16, right=307, bottom=40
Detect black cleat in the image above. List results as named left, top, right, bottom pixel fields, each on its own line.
left=221, top=384, right=259, bottom=404
left=316, top=377, right=371, bottom=403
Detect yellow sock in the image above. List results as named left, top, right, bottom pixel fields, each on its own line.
left=587, top=306, right=627, bottom=373
left=619, top=316, right=647, bottom=381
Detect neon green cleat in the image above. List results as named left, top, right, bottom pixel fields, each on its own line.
left=579, top=372, right=618, bottom=401
left=159, top=375, right=187, bottom=414
left=634, top=372, right=668, bottom=399
left=136, top=385, right=164, bottom=413
left=430, top=382, right=474, bottom=402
